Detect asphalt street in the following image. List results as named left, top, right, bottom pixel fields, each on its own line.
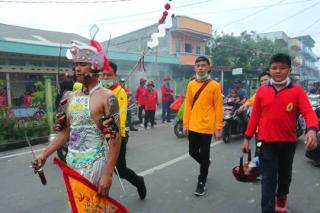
left=0, top=124, right=319, bottom=213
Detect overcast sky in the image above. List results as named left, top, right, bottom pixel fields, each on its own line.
left=1, top=0, right=320, bottom=59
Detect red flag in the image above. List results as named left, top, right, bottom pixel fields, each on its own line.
left=53, top=157, right=130, bottom=213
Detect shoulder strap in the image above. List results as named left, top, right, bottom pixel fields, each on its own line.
left=191, top=80, right=211, bottom=109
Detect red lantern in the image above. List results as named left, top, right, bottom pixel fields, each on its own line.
left=165, top=3, right=171, bottom=10
left=163, top=11, right=168, bottom=16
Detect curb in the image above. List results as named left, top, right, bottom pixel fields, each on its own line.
left=0, top=136, right=47, bottom=152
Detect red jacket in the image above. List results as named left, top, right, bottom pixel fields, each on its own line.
left=161, top=84, right=173, bottom=102
left=135, top=86, right=147, bottom=106
left=144, top=90, right=158, bottom=111
left=245, top=82, right=318, bottom=143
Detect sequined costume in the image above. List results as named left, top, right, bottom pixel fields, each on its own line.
left=66, top=85, right=107, bottom=186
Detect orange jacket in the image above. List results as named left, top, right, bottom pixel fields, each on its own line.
left=183, top=80, right=223, bottom=134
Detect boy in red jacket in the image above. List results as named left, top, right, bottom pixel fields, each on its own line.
left=242, top=53, right=318, bottom=213
left=144, top=81, right=159, bottom=128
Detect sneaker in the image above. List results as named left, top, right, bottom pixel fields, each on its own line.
left=194, top=182, right=206, bottom=196
left=137, top=176, right=147, bottom=200
left=130, top=127, right=138, bottom=131
left=275, top=195, right=287, bottom=212
left=140, top=123, right=144, bottom=128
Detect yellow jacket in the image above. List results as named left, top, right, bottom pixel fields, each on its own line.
left=183, top=80, right=223, bottom=134
left=111, top=85, right=127, bottom=137
left=244, top=93, right=256, bottom=107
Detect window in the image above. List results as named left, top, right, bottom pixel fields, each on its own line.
left=176, top=41, right=181, bottom=53
left=29, top=60, right=42, bottom=67
left=185, top=43, right=192, bottom=53
left=8, top=59, right=26, bottom=66
left=196, top=46, right=201, bottom=54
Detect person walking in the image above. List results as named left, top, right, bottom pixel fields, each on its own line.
left=32, top=40, right=121, bottom=198
left=183, top=56, right=223, bottom=196
left=242, top=53, right=318, bottom=213
left=100, top=62, right=147, bottom=200
left=135, top=78, right=147, bottom=125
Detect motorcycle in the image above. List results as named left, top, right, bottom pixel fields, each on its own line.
left=222, top=98, right=249, bottom=143
left=305, top=94, right=320, bottom=167
left=170, top=95, right=186, bottom=138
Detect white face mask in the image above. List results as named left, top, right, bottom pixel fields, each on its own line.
left=196, top=73, right=209, bottom=81
left=99, top=79, right=114, bottom=88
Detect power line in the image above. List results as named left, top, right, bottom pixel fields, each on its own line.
left=216, top=0, right=288, bottom=29
left=91, top=0, right=215, bottom=23
left=0, top=0, right=131, bottom=3
left=298, top=17, right=320, bottom=35
left=261, top=1, right=320, bottom=32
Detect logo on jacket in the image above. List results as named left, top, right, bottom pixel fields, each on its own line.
left=286, top=102, right=293, bottom=112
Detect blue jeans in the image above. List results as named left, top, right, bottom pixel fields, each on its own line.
left=126, top=109, right=134, bottom=129
left=162, top=100, right=171, bottom=122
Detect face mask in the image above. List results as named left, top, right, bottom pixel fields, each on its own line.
left=196, top=73, right=208, bottom=81
left=270, top=77, right=290, bottom=86
left=99, top=79, right=114, bottom=88
left=164, top=81, right=170, bottom=88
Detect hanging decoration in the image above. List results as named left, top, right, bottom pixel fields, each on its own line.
left=147, top=0, right=174, bottom=49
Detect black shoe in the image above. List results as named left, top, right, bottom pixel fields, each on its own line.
left=137, top=176, right=147, bottom=200
left=194, top=181, right=206, bottom=196
left=130, top=127, right=138, bottom=131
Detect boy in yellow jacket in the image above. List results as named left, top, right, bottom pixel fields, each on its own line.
left=183, top=56, right=223, bottom=196
left=99, top=61, right=147, bottom=200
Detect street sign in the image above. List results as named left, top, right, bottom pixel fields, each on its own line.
left=232, top=68, right=243, bottom=75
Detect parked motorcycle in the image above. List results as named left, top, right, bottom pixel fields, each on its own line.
left=222, top=98, right=249, bottom=143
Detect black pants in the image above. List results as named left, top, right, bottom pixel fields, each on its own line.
left=260, top=142, right=296, bottom=213
left=115, top=136, right=140, bottom=188
left=138, top=105, right=145, bottom=123
left=144, top=110, right=155, bottom=127
left=188, top=130, right=213, bottom=183
left=162, top=100, right=171, bottom=122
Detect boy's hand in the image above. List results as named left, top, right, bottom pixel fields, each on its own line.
left=241, top=139, right=250, bottom=153
left=183, top=128, right=189, bottom=136
left=214, top=130, right=222, bottom=140
left=304, top=130, right=318, bottom=151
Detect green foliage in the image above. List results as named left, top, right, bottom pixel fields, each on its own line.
left=31, top=80, right=56, bottom=106
left=207, top=31, right=291, bottom=72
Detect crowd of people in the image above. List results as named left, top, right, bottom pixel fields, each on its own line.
left=30, top=36, right=319, bottom=213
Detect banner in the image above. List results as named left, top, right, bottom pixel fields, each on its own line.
left=53, top=157, right=130, bottom=213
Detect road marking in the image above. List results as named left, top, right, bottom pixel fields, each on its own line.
left=0, top=148, right=44, bottom=160
left=138, top=140, right=222, bottom=176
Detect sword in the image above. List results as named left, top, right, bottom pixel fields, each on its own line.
left=25, top=132, right=47, bottom=185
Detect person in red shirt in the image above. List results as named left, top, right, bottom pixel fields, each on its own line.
left=161, top=75, right=174, bottom=123
left=135, top=77, right=147, bottom=124
left=144, top=80, right=159, bottom=128
left=241, top=53, right=318, bottom=213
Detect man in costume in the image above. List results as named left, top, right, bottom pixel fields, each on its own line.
left=99, top=61, right=147, bottom=200
left=32, top=39, right=121, bottom=198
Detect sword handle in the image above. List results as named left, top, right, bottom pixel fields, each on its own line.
left=37, top=168, right=47, bottom=185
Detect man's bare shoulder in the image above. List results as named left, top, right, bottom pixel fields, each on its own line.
left=97, top=87, right=114, bottom=98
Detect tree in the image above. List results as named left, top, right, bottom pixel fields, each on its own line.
left=207, top=31, right=291, bottom=72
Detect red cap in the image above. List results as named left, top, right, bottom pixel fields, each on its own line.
left=163, top=75, right=171, bottom=81
left=147, top=80, right=154, bottom=87
left=140, top=77, right=146, bottom=83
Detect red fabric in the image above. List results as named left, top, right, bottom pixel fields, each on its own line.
left=53, top=157, right=129, bottom=213
left=109, top=83, right=119, bottom=91
left=90, top=39, right=112, bottom=72
left=144, top=90, right=158, bottom=110
left=161, top=84, right=173, bottom=101
left=170, top=95, right=184, bottom=111
left=245, top=83, right=318, bottom=142
left=0, top=96, right=7, bottom=109
left=135, top=86, right=147, bottom=105
left=24, top=95, right=32, bottom=107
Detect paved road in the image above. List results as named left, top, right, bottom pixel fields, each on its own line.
left=0, top=124, right=319, bottom=213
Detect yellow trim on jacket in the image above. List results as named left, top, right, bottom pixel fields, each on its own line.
left=183, top=79, right=223, bottom=134
left=112, top=85, right=127, bottom=137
